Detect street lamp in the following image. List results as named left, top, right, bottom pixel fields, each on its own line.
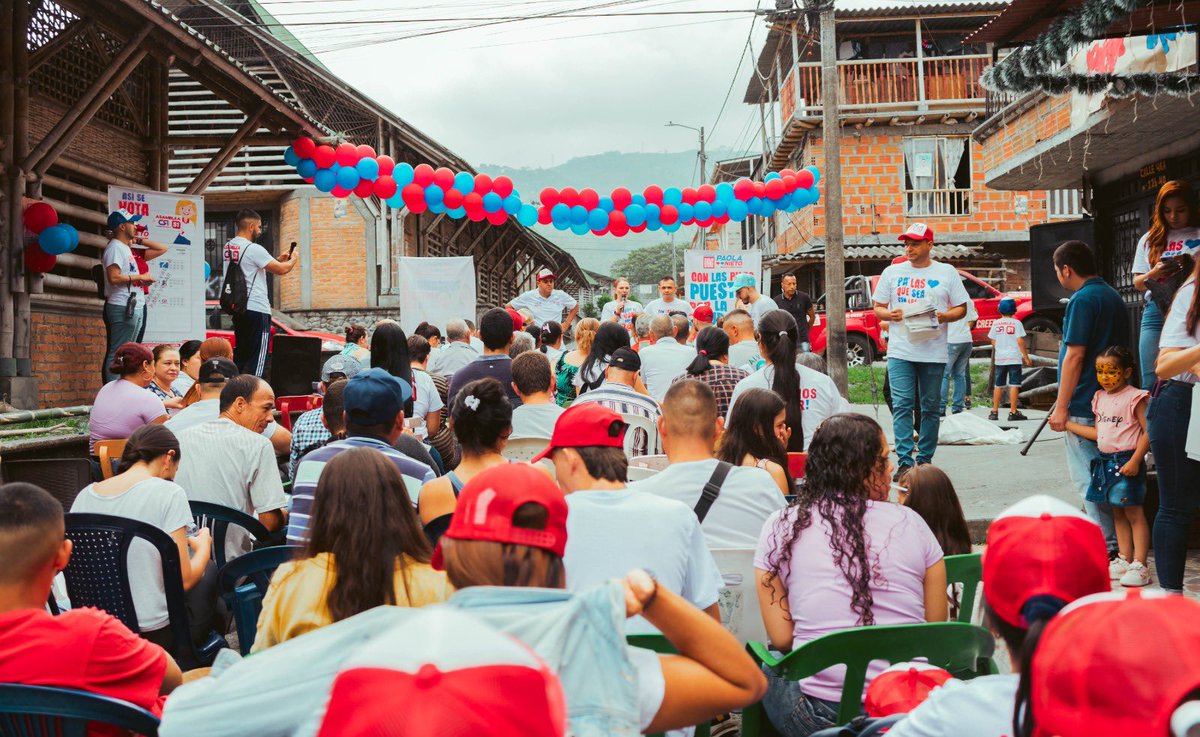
left=665, top=122, right=708, bottom=277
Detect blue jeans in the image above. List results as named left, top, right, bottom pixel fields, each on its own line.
left=762, top=664, right=842, bottom=737
left=1139, top=300, right=1164, bottom=390
left=1149, top=381, right=1200, bottom=592
left=940, top=342, right=972, bottom=413
left=1063, top=415, right=1118, bottom=554
left=102, top=301, right=145, bottom=383
left=889, top=358, right=945, bottom=467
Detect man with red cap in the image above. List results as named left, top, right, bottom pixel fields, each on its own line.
left=533, top=403, right=724, bottom=632
left=507, top=267, right=579, bottom=333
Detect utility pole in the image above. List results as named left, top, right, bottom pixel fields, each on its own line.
left=817, top=0, right=848, bottom=396
left=667, top=121, right=708, bottom=252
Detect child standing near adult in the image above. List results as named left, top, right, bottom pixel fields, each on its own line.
left=986, top=298, right=1031, bottom=421
left=1066, top=346, right=1151, bottom=587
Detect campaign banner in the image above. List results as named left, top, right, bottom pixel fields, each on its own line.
left=107, top=186, right=205, bottom=344
left=684, top=249, right=762, bottom=319
left=397, top=256, right=477, bottom=334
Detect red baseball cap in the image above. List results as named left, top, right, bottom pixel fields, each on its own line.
left=506, top=307, right=524, bottom=330
left=693, top=304, right=715, bottom=324
left=1032, top=589, right=1200, bottom=737
left=431, top=463, right=568, bottom=569
left=982, top=495, right=1109, bottom=628
left=318, top=608, right=567, bottom=737
left=864, top=662, right=954, bottom=717
left=529, top=402, right=627, bottom=463
left=536, top=267, right=557, bottom=281
left=898, top=222, right=934, bottom=242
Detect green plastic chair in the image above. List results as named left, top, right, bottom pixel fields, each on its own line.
left=944, top=553, right=983, bottom=624
left=743, top=622, right=997, bottom=736
left=626, top=635, right=711, bottom=737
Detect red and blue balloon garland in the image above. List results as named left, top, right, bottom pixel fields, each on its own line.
left=284, top=136, right=820, bottom=238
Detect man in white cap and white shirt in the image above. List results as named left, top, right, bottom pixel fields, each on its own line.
left=732, top=273, right=778, bottom=327
left=507, top=267, right=578, bottom=332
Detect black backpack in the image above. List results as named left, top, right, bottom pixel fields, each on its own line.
left=219, top=240, right=254, bottom=316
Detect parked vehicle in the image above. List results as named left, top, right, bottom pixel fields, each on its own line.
left=205, top=300, right=345, bottom=356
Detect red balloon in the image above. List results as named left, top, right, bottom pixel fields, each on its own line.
left=492, top=176, right=514, bottom=198
left=22, top=202, right=57, bottom=234
left=779, top=168, right=797, bottom=179
left=355, top=144, right=376, bottom=161
left=765, top=179, right=785, bottom=200
left=608, top=210, right=627, bottom=230
left=733, top=178, right=754, bottom=200
left=753, top=181, right=766, bottom=198
left=559, top=187, right=579, bottom=207
left=697, top=184, right=716, bottom=203
left=292, top=137, right=316, bottom=159
left=413, top=164, right=435, bottom=187
left=303, top=177, right=314, bottom=184
left=463, top=192, right=484, bottom=212
left=335, top=142, right=358, bottom=167
left=630, top=223, right=647, bottom=233
left=331, top=185, right=351, bottom=198
left=467, top=207, right=486, bottom=223
left=474, top=173, right=493, bottom=194
left=593, top=227, right=610, bottom=236
left=579, top=189, right=599, bottom=209
left=313, top=145, right=336, bottom=169
left=487, top=209, right=508, bottom=225
left=443, top=188, right=464, bottom=209
left=644, top=185, right=664, bottom=205
left=782, top=175, right=797, bottom=192
left=377, top=155, right=395, bottom=176
left=408, top=198, right=428, bottom=214
left=794, top=170, right=815, bottom=189
left=611, top=187, right=632, bottom=209
left=353, top=179, right=375, bottom=198
left=610, top=221, right=630, bottom=237
left=681, top=187, right=698, bottom=205
left=373, top=175, right=398, bottom=199
left=695, top=218, right=714, bottom=228
left=537, top=206, right=552, bottom=225
left=540, top=188, right=560, bottom=208
left=23, top=243, right=56, bottom=273
left=402, top=183, right=425, bottom=207
left=660, top=205, right=679, bottom=225
left=433, top=167, right=455, bottom=190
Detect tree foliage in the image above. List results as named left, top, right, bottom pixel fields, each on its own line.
left=608, top=242, right=678, bottom=286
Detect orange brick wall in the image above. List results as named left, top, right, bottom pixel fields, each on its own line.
left=309, top=197, right=368, bottom=310
left=279, top=197, right=302, bottom=311
left=32, top=308, right=106, bottom=408
left=978, top=94, right=1072, bottom=175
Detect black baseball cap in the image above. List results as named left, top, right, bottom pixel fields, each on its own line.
left=198, top=357, right=238, bottom=383
left=610, top=347, right=641, bottom=371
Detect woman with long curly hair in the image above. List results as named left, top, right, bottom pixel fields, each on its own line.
left=754, top=413, right=947, bottom=736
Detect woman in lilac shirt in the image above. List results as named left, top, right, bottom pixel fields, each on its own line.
left=754, top=413, right=947, bottom=737
left=90, top=343, right=168, bottom=465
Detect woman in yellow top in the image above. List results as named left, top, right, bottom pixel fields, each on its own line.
left=252, top=449, right=452, bottom=651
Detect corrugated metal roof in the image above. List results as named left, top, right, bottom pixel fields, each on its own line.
left=771, top=243, right=984, bottom=262
left=965, top=0, right=1199, bottom=46
left=836, top=0, right=1007, bottom=18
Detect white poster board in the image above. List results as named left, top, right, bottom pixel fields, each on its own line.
left=107, top=186, right=205, bottom=344
left=397, top=256, right=477, bottom=333
left=684, top=249, right=762, bottom=320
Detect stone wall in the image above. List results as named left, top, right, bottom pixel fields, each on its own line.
left=285, top=308, right=399, bottom=335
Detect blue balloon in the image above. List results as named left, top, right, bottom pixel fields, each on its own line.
left=394, top=162, right=415, bottom=187
left=204, top=261, right=211, bottom=281
left=598, top=197, right=614, bottom=212
left=314, top=168, right=337, bottom=192
left=587, top=208, right=609, bottom=231
left=335, top=166, right=360, bottom=190
left=356, top=157, right=379, bottom=181
left=553, top=219, right=571, bottom=231
left=644, top=203, right=661, bottom=225
left=502, top=194, right=522, bottom=215
left=727, top=200, right=748, bottom=221
left=284, top=146, right=300, bottom=167
left=570, top=205, right=588, bottom=225
left=329, top=162, right=341, bottom=172
left=715, top=182, right=735, bottom=202
left=663, top=221, right=681, bottom=233
left=386, top=193, right=405, bottom=209
left=517, top=204, right=538, bottom=227
left=38, top=225, right=72, bottom=255
left=711, top=199, right=728, bottom=218
left=775, top=193, right=791, bottom=210
left=625, top=204, right=646, bottom=227
left=693, top=201, right=712, bottom=221
left=482, top=192, right=503, bottom=213
left=551, top=203, right=571, bottom=224
left=454, top=172, right=475, bottom=195
left=765, top=172, right=781, bottom=182
left=746, top=197, right=763, bottom=215
left=296, top=159, right=318, bottom=179
left=631, top=193, right=647, bottom=207
left=806, top=166, right=821, bottom=184
left=570, top=222, right=591, bottom=236
left=425, top=185, right=445, bottom=204
left=760, top=201, right=776, bottom=217
left=58, top=223, right=79, bottom=250
left=428, top=201, right=447, bottom=214
left=663, top=187, right=683, bottom=206
left=677, top=203, right=694, bottom=224
left=811, top=189, right=820, bottom=205
left=447, top=207, right=467, bottom=220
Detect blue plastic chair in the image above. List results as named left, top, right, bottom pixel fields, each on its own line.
left=217, top=545, right=301, bottom=654
left=0, top=684, right=159, bottom=736
left=189, top=501, right=273, bottom=569
left=62, top=513, right=225, bottom=670
left=626, top=634, right=712, bottom=737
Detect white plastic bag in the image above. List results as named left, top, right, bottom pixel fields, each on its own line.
left=938, top=411, right=1025, bottom=445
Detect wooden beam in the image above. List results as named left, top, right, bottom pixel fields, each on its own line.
left=28, top=18, right=87, bottom=73
left=183, top=103, right=267, bottom=195
left=422, top=213, right=447, bottom=237
left=158, top=134, right=295, bottom=148
left=53, top=156, right=142, bottom=189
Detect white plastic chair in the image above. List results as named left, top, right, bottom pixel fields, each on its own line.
left=402, top=475, right=423, bottom=506
left=621, top=413, right=660, bottom=457
left=629, top=453, right=669, bottom=471
left=710, top=548, right=767, bottom=646
left=626, top=465, right=659, bottom=482
left=502, top=437, right=551, bottom=463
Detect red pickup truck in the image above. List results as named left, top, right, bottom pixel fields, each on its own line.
left=205, top=300, right=345, bottom=355
left=808, top=270, right=1056, bottom=366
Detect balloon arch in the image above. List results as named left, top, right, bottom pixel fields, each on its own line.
left=284, top=137, right=821, bottom=238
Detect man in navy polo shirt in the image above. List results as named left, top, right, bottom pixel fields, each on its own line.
left=287, top=368, right=436, bottom=544
left=1048, top=240, right=1129, bottom=556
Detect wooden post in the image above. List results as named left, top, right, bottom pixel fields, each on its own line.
left=184, top=103, right=267, bottom=194
left=0, top=0, right=15, bottom=377
left=791, top=26, right=801, bottom=113
left=820, top=1, right=848, bottom=396
left=13, top=0, right=32, bottom=372
left=915, top=19, right=927, bottom=112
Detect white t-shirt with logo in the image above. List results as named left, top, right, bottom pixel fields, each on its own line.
left=987, top=316, right=1026, bottom=366
left=871, top=261, right=970, bottom=363
left=510, top=288, right=578, bottom=326
left=726, top=362, right=851, bottom=449
left=728, top=340, right=761, bottom=372
left=102, top=239, right=143, bottom=307
left=601, top=299, right=644, bottom=330
left=222, top=236, right=273, bottom=315
left=884, top=674, right=1019, bottom=737
left=1131, top=227, right=1200, bottom=273
left=947, top=299, right=978, bottom=345
left=643, top=298, right=694, bottom=317
left=746, top=295, right=779, bottom=327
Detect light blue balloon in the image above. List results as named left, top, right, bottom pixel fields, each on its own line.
left=715, top=182, right=735, bottom=202
left=454, top=172, right=475, bottom=195
left=297, top=159, right=317, bottom=179
left=554, top=219, right=571, bottom=231
left=806, top=166, right=821, bottom=184
left=746, top=197, right=763, bottom=215
left=811, top=189, right=820, bottom=205
left=517, top=204, right=538, bottom=227
left=314, top=168, right=337, bottom=192
left=598, top=196, right=614, bottom=212
left=694, top=201, right=712, bottom=221
left=204, top=261, right=211, bottom=281
left=570, top=205, right=588, bottom=225
left=425, top=185, right=444, bottom=204
left=663, top=221, right=681, bottom=233
left=644, top=203, right=661, bottom=225
left=663, top=187, right=683, bottom=206
left=775, top=193, right=792, bottom=210
left=482, top=192, right=503, bottom=213
left=58, top=223, right=79, bottom=250
left=284, top=146, right=300, bottom=166
left=760, top=201, right=776, bottom=217
left=394, top=162, right=415, bottom=187
left=677, top=203, right=694, bottom=223
left=503, top=194, right=522, bottom=215
left=727, top=199, right=748, bottom=221
left=631, top=194, right=647, bottom=207
left=38, top=225, right=72, bottom=255
left=386, top=193, right=405, bottom=209
left=570, top=221, right=591, bottom=235
left=356, top=157, right=379, bottom=181
left=551, top=203, right=570, bottom=224
left=764, top=172, right=781, bottom=182
left=711, top=199, right=728, bottom=218
left=447, top=206, right=467, bottom=219
left=587, top=209, right=609, bottom=231
left=429, top=201, right=447, bottom=214
left=335, top=166, right=360, bottom=190
left=625, top=204, right=646, bottom=227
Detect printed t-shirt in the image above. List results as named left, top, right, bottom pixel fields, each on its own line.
left=987, top=317, right=1026, bottom=366
left=510, top=288, right=578, bottom=325
left=411, top=369, right=445, bottom=426
left=601, top=299, right=644, bottom=330
left=726, top=362, right=851, bottom=449
left=221, top=236, right=273, bottom=314
left=0, top=607, right=168, bottom=737
left=102, top=239, right=143, bottom=307
left=1092, top=384, right=1149, bottom=453
left=1160, top=280, right=1200, bottom=383
left=884, top=674, right=1020, bottom=737
left=755, top=501, right=942, bottom=702
left=88, top=379, right=166, bottom=454
left=728, top=340, right=762, bottom=372
left=252, top=552, right=452, bottom=651
left=643, top=298, right=694, bottom=317
left=70, top=478, right=193, bottom=631
left=871, top=261, right=970, bottom=363
left=1131, top=227, right=1200, bottom=274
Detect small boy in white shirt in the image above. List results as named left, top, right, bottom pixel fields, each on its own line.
left=987, top=298, right=1032, bottom=421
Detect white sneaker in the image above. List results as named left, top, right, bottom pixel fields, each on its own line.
left=1120, top=561, right=1152, bottom=588
left=1109, top=555, right=1130, bottom=580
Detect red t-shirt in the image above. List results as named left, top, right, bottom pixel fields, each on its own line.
left=0, top=607, right=168, bottom=736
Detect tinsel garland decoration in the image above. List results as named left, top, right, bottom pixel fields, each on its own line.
left=997, top=72, right=1200, bottom=97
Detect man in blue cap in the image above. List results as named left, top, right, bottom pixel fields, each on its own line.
left=732, top=272, right=777, bottom=328
left=287, top=367, right=436, bottom=545
left=102, top=210, right=167, bottom=382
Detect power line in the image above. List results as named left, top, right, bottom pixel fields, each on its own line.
left=186, top=7, right=764, bottom=28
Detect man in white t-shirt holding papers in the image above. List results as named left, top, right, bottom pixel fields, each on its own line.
left=507, top=267, right=578, bottom=332
left=102, top=210, right=166, bottom=382
left=222, top=209, right=298, bottom=377
left=872, top=223, right=969, bottom=479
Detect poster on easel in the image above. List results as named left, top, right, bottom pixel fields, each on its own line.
left=107, top=186, right=205, bottom=344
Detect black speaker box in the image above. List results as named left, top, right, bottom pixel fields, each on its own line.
left=269, top=335, right=322, bottom=397
left=1029, top=219, right=1095, bottom=312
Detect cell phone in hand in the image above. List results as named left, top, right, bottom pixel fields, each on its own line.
left=288, top=241, right=297, bottom=257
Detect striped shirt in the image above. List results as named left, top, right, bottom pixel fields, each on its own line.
left=672, top=363, right=748, bottom=419
left=573, top=381, right=662, bottom=456
left=287, top=435, right=436, bottom=545
left=287, top=408, right=329, bottom=479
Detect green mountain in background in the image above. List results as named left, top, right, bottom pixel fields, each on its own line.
left=481, top=147, right=750, bottom=275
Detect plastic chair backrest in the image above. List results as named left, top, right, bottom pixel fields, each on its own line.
left=621, top=413, right=660, bottom=457
left=1, top=458, right=91, bottom=510
left=746, top=622, right=996, bottom=729
left=944, top=553, right=983, bottom=624
left=62, top=513, right=206, bottom=669
left=276, top=395, right=322, bottom=431
left=502, top=437, right=551, bottom=463
left=190, top=500, right=272, bottom=569
left=786, top=452, right=807, bottom=479
left=709, top=548, right=767, bottom=646
left=402, top=474, right=423, bottom=505
left=218, top=545, right=302, bottom=655
left=94, top=439, right=127, bottom=480
left=626, top=465, right=659, bottom=482
left=809, top=714, right=904, bottom=737
left=0, top=684, right=160, bottom=737
left=624, top=635, right=710, bottom=737
left=629, top=453, right=669, bottom=471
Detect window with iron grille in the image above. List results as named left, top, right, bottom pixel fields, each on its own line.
left=902, top=136, right=971, bottom=217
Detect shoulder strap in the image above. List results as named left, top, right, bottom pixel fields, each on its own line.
left=693, top=461, right=734, bottom=524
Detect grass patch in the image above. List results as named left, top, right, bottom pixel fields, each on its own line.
left=848, top=363, right=997, bottom=407
left=0, top=416, right=88, bottom=439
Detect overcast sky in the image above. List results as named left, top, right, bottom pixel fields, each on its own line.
left=259, top=0, right=771, bottom=169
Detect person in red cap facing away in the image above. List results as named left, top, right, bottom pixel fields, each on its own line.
left=1018, top=589, right=1200, bottom=737
left=690, top=303, right=716, bottom=340
left=886, top=494, right=1110, bottom=737
left=532, top=403, right=725, bottom=632
left=317, top=607, right=568, bottom=737
left=871, top=222, right=970, bottom=480
left=507, top=267, right=579, bottom=334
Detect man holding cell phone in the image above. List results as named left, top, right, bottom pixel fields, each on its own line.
left=222, top=209, right=299, bottom=377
